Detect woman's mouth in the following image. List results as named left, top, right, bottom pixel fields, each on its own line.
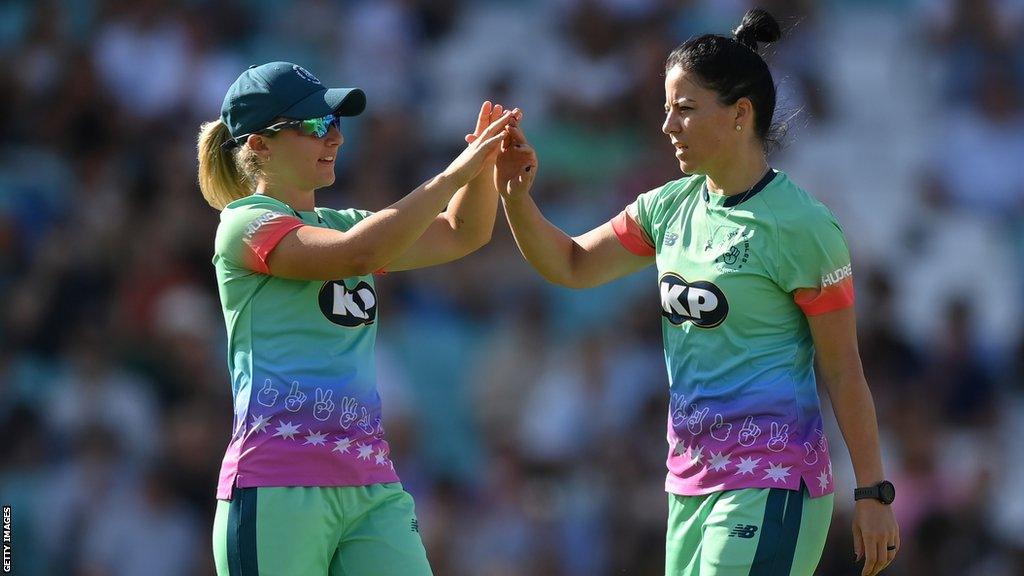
left=318, top=156, right=334, bottom=165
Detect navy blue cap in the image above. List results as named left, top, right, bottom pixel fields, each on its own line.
left=220, top=62, right=365, bottom=141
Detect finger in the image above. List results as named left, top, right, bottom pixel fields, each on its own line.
left=491, top=103, right=504, bottom=124
left=875, top=538, right=889, bottom=575
left=474, top=101, right=492, bottom=136
left=465, top=134, right=476, bottom=143
left=861, top=536, right=878, bottom=576
left=290, top=382, right=299, bottom=395
left=479, top=128, right=511, bottom=150
left=478, top=110, right=515, bottom=140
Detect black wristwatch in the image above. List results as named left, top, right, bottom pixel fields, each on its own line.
left=854, top=480, right=896, bottom=505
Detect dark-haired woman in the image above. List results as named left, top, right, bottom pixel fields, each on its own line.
left=492, top=9, right=899, bottom=576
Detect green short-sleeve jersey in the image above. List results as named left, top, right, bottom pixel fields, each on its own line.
left=626, top=170, right=853, bottom=498
left=213, top=194, right=399, bottom=499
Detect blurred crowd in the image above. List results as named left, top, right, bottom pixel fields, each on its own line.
left=1, top=0, right=1023, bottom=575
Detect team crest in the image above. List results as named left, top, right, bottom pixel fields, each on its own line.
left=705, top=226, right=751, bottom=270
left=293, top=65, right=322, bottom=85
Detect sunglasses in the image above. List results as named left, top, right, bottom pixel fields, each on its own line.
left=223, top=114, right=341, bottom=150
left=263, top=114, right=341, bottom=138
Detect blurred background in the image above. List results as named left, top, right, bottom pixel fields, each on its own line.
left=1, top=0, right=1022, bottom=574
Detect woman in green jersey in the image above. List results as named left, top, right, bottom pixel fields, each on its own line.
left=196, top=61, right=516, bottom=576
left=493, top=9, right=899, bottom=576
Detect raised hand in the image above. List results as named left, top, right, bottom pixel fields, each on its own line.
left=256, top=379, right=279, bottom=407
left=737, top=416, right=761, bottom=447
left=313, top=388, right=335, bottom=422
left=686, top=405, right=709, bottom=435
left=709, top=413, right=732, bottom=441
left=494, top=124, right=537, bottom=201
left=767, top=422, right=789, bottom=452
left=443, top=107, right=518, bottom=187
left=284, top=381, right=307, bottom=413
left=339, top=397, right=359, bottom=430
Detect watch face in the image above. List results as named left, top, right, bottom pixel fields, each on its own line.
left=879, top=481, right=896, bottom=504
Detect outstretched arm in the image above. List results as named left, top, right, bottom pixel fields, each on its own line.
left=266, top=109, right=517, bottom=280
left=386, top=102, right=518, bottom=272
left=498, top=126, right=652, bottom=288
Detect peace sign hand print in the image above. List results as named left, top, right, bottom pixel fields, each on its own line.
left=313, top=388, right=335, bottom=421
left=709, top=414, right=732, bottom=441
left=767, top=422, right=789, bottom=452
left=738, top=416, right=762, bottom=446
left=284, top=381, right=307, bottom=413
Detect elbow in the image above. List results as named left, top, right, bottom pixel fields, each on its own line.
left=545, top=272, right=588, bottom=290
left=343, top=252, right=382, bottom=278
left=466, top=228, right=493, bottom=254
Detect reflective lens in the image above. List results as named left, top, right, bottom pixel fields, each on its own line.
left=263, top=114, right=340, bottom=138
left=298, top=114, right=340, bottom=137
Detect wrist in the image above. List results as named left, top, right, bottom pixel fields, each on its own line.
left=430, top=171, right=463, bottom=196
left=853, top=480, right=896, bottom=505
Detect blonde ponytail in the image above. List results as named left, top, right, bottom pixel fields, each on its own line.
left=196, top=120, right=263, bottom=210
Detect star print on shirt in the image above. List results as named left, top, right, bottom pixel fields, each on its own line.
left=332, top=437, right=352, bottom=454
left=273, top=421, right=301, bottom=440
left=735, top=456, right=761, bottom=476
left=689, top=445, right=705, bottom=466
left=374, top=448, right=388, bottom=466
left=672, top=439, right=688, bottom=456
left=817, top=469, right=830, bottom=491
left=763, top=462, right=793, bottom=483
left=250, top=414, right=271, bottom=434
left=356, top=443, right=374, bottom=461
left=303, top=430, right=328, bottom=446
left=708, top=451, right=732, bottom=472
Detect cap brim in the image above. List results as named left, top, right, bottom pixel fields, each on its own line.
left=280, top=87, right=366, bottom=120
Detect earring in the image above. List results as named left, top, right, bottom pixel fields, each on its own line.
left=735, top=125, right=742, bottom=132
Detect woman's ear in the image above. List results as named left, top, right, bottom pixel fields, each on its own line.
left=246, top=134, right=271, bottom=162
left=734, top=97, right=754, bottom=131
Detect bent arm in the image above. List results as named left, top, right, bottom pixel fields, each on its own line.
left=502, top=194, right=652, bottom=288
left=384, top=167, right=499, bottom=272
left=267, top=173, right=462, bottom=280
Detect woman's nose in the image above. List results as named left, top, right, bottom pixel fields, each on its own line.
left=326, top=125, right=343, bottom=146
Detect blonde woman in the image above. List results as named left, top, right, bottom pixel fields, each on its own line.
left=198, top=61, right=517, bottom=576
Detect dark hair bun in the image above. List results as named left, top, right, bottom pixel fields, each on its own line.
left=732, top=8, right=781, bottom=52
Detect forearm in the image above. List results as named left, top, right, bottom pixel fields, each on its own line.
left=827, top=372, right=886, bottom=486
left=442, top=168, right=499, bottom=250
left=502, top=194, right=586, bottom=287
left=346, top=173, right=462, bottom=272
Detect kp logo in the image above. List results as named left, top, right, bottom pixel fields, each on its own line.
left=659, top=273, right=728, bottom=328
left=318, top=280, right=377, bottom=326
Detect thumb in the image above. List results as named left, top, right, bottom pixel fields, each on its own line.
left=853, top=523, right=864, bottom=560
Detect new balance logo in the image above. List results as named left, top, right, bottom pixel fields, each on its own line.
left=728, top=524, right=758, bottom=539
left=410, top=519, right=419, bottom=533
